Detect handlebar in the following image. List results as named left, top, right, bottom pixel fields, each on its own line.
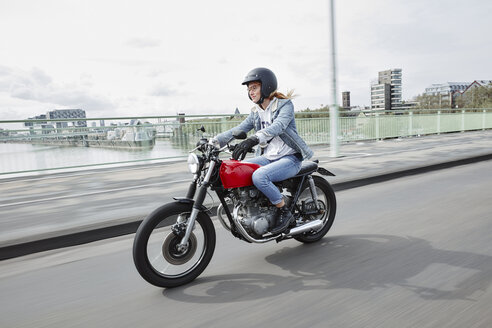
left=189, top=138, right=255, bottom=157
left=228, top=144, right=254, bottom=153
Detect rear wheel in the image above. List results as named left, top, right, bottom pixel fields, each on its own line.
left=294, top=175, right=336, bottom=243
left=133, top=202, right=216, bottom=288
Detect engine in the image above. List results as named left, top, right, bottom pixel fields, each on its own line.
left=231, top=186, right=277, bottom=238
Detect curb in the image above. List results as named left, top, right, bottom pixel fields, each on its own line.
left=331, top=153, right=492, bottom=191
left=1, top=153, right=491, bottom=261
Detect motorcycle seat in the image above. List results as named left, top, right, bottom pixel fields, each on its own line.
left=294, top=161, right=318, bottom=177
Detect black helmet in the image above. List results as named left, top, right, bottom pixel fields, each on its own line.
left=242, top=67, right=277, bottom=104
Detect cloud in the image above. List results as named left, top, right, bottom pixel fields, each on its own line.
left=149, top=85, right=179, bottom=97
left=0, top=65, right=13, bottom=77
left=10, top=82, right=36, bottom=100
left=125, top=37, right=161, bottom=48
left=1, top=66, right=115, bottom=113
left=1, top=0, right=491, bottom=117
left=30, top=67, right=53, bottom=85
left=45, top=89, right=115, bottom=111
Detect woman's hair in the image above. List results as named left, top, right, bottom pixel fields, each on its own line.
left=268, top=89, right=296, bottom=100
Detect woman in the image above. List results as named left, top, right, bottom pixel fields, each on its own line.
left=215, top=67, right=313, bottom=234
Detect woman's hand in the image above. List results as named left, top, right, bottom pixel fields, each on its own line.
left=232, top=136, right=259, bottom=160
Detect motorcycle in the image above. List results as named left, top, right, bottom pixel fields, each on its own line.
left=133, top=128, right=337, bottom=288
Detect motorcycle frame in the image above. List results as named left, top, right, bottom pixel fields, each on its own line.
left=178, top=152, right=323, bottom=246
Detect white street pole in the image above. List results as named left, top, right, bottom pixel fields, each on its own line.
left=328, top=0, right=339, bottom=157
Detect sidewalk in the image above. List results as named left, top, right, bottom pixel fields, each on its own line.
left=316, top=129, right=492, bottom=185
left=1, top=130, right=491, bottom=259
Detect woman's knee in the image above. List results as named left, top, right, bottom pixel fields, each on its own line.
left=252, top=168, right=268, bottom=186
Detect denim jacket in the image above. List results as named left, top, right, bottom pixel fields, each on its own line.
left=215, top=98, right=313, bottom=160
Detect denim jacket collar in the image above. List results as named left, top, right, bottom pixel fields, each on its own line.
left=251, top=97, right=279, bottom=113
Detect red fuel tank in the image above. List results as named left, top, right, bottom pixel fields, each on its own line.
left=219, top=160, right=260, bottom=189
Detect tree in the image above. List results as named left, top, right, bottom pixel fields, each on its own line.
left=456, top=84, right=492, bottom=109
left=414, top=93, right=449, bottom=109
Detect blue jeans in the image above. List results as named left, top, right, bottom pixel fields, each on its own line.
left=246, top=154, right=302, bottom=205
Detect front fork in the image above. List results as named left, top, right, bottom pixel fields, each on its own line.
left=177, top=161, right=216, bottom=251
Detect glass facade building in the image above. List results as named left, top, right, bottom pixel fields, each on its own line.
left=371, top=68, right=402, bottom=110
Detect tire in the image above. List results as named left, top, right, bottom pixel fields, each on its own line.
left=294, top=175, right=337, bottom=243
left=133, top=202, right=216, bottom=288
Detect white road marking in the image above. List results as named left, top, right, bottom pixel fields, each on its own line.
left=0, top=179, right=190, bottom=208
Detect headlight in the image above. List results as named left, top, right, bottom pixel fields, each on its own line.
left=187, top=153, right=201, bottom=174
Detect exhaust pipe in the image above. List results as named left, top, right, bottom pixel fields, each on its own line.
left=284, top=219, right=324, bottom=237
left=216, top=203, right=231, bottom=231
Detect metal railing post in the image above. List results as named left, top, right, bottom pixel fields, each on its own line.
left=437, top=110, right=441, bottom=135
left=375, top=112, right=380, bottom=140
left=408, top=111, right=413, bottom=136
left=461, top=110, right=465, bottom=132
left=221, top=116, right=227, bottom=136
left=483, top=109, right=486, bottom=130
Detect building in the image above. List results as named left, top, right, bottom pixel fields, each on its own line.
left=424, top=82, right=469, bottom=96
left=371, top=68, right=402, bottom=110
left=463, top=80, right=492, bottom=92
left=423, top=80, right=492, bottom=108
left=24, top=114, right=47, bottom=128
left=342, top=91, right=351, bottom=109
left=24, top=109, right=87, bottom=135
left=24, top=114, right=53, bottom=135
left=47, top=109, right=87, bottom=128
left=371, top=83, right=392, bottom=110
left=399, top=101, right=419, bottom=110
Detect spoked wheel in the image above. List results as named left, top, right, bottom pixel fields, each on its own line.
left=294, top=175, right=337, bottom=243
left=133, top=202, right=216, bottom=288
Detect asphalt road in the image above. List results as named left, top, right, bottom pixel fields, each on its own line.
left=0, top=162, right=193, bottom=245
left=2, top=130, right=491, bottom=248
left=1, top=160, right=491, bottom=328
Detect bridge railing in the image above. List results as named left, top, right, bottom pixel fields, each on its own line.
left=0, top=108, right=491, bottom=175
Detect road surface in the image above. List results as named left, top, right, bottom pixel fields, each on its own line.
left=1, top=160, right=491, bottom=327
left=1, top=130, right=491, bottom=247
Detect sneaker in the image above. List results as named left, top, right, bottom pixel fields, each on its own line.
left=270, top=206, right=295, bottom=235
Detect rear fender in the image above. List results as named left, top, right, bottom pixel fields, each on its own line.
left=311, top=160, right=335, bottom=176
left=317, top=167, right=335, bottom=176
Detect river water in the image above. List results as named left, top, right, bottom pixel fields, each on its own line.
left=0, top=139, right=191, bottom=175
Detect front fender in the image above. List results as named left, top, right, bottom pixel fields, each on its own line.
left=173, top=197, right=210, bottom=212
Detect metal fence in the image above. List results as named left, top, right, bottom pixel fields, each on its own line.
left=0, top=108, right=491, bottom=175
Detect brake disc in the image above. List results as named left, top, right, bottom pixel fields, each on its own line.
left=162, top=233, right=198, bottom=265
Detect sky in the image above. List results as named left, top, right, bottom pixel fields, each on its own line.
left=0, top=0, right=491, bottom=120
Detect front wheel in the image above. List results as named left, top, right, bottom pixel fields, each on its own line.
left=133, top=202, right=216, bottom=288
left=294, top=175, right=337, bottom=243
